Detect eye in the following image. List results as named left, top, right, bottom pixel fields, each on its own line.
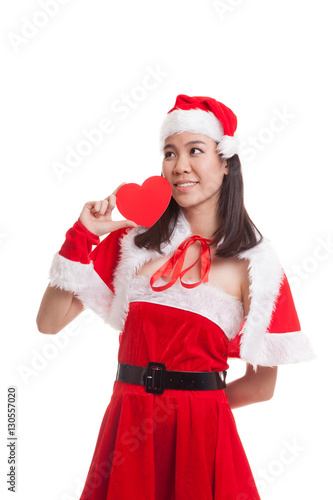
left=190, top=147, right=202, bottom=154
left=164, top=151, right=175, bottom=159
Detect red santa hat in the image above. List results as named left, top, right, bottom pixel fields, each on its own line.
left=160, top=94, right=239, bottom=159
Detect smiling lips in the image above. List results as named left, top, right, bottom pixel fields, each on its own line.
left=174, top=181, right=198, bottom=192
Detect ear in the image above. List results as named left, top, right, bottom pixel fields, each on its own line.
left=221, top=157, right=228, bottom=174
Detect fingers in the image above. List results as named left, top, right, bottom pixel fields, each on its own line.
left=90, top=201, right=101, bottom=214
left=88, top=191, right=117, bottom=217
left=85, top=183, right=137, bottom=229
left=111, top=182, right=126, bottom=196
left=99, top=200, right=109, bottom=215
left=102, top=183, right=126, bottom=212
left=89, top=199, right=109, bottom=215
left=90, top=200, right=103, bottom=214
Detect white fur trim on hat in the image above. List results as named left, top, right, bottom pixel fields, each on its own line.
left=160, top=108, right=239, bottom=159
left=216, top=133, right=240, bottom=159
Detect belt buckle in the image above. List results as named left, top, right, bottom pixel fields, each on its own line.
left=144, top=362, right=166, bottom=394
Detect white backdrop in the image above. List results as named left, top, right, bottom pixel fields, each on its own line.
left=1, top=1, right=331, bottom=499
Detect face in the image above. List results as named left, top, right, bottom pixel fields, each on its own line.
left=162, top=132, right=228, bottom=212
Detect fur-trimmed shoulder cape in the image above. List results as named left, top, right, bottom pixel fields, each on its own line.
left=49, top=209, right=315, bottom=370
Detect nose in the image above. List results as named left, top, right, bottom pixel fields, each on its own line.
left=173, top=154, right=192, bottom=174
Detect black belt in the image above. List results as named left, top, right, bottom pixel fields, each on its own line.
left=116, top=362, right=227, bottom=395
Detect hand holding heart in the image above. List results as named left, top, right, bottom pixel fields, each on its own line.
left=79, top=176, right=172, bottom=236
left=79, top=182, right=138, bottom=237
left=115, top=176, right=171, bottom=227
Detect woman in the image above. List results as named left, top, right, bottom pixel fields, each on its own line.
left=36, top=94, right=315, bottom=500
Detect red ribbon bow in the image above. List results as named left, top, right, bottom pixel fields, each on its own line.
left=150, top=235, right=213, bottom=292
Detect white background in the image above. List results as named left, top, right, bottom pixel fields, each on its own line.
left=1, top=0, right=332, bottom=498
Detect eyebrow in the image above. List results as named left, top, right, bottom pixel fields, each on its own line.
left=163, top=140, right=207, bottom=151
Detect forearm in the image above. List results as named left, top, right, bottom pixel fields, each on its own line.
left=224, top=377, right=262, bottom=409
left=224, top=365, right=278, bottom=409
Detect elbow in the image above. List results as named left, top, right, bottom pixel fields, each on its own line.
left=251, top=366, right=278, bottom=403
left=251, top=385, right=275, bottom=404
left=36, top=316, right=60, bottom=335
left=258, top=378, right=278, bottom=402
left=260, top=387, right=275, bottom=402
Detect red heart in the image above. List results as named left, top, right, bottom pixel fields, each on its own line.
left=116, top=176, right=172, bottom=228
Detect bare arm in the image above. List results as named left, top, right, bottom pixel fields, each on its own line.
left=36, top=183, right=137, bottom=335
left=36, top=284, right=84, bottom=335
left=224, top=258, right=278, bottom=409
left=224, top=363, right=278, bottom=409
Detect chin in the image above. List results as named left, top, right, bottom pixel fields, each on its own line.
left=174, top=199, right=200, bottom=209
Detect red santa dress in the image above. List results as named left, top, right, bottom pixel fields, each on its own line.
left=49, top=208, right=315, bottom=500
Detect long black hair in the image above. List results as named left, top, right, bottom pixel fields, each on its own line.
left=134, top=154, right=263, bottom=258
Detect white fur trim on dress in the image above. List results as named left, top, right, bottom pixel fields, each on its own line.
left=160, top=109, right=239, bottom=159
left=128, top=274, right=244, bottom=340
left=48, top=252, right=114, bottom=323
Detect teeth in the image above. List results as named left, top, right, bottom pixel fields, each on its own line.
left=177, top=182, right=197, bottom=187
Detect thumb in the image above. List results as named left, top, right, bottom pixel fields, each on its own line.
left=113, top=220, right=138, bottom=231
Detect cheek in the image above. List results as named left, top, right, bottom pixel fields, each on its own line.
left=161, top=163, right=172, bottom=180
left=200, top=169, right=224, bottom=193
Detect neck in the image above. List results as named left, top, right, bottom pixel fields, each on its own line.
left=180, top=206, right=219, bottom=240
